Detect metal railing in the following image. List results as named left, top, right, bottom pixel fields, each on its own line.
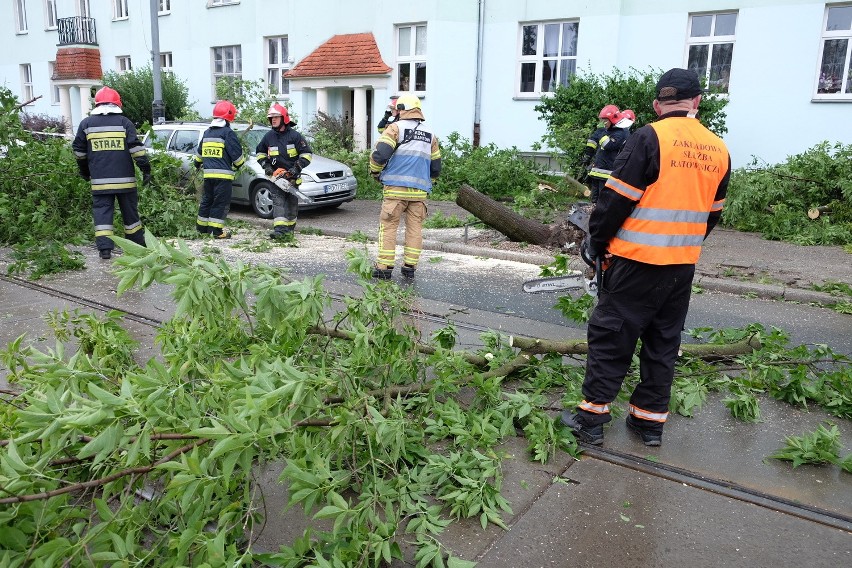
left=57, top=17, right=97, bottom=46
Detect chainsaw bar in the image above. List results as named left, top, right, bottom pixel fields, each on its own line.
left=522, top=274, right=586, bottom=294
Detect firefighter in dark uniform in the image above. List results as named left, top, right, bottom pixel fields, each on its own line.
left=255, top=103, right=312, bottom=239
left=72, top=86, right=150, bottom=260
left=561, top=68, right=731, bottom=447
left=586, top=104, right=630, bottom=204
left=192, top=100, right=245, bottom=239
left=577, top=105, right=617, bottom=185
left=377, top=96, right=399, bottom=133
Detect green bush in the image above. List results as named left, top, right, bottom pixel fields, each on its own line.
left=431, top=132, right=542, bottom=201
left=723, top=142, right=852, bottom=245
left=534, top=66, right=729, bottom=175
left=214, top=77, right=294, bottom=126
left=103, top=66, right=192, bottom=127
left=307, top=112, right=355, bottom=153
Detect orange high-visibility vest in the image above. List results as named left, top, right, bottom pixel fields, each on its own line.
left=606, top=118, right=728, bottom=265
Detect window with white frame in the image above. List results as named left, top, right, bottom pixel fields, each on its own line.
left=77, top=0, right=91, bottom=18
left=113, top=0, right=129, bottom=20
left=44, top=0, right=58, bottom=30
left=21, top=64, right=33, bottom=103
left=159, top=0, right=171, bottom=14
left=117, top=56, right=132, bottom=72
left=396, top=24, right=427, bottom=93
left=212, top=45, right=242, bottom=97
left=160, top=52, right=173, bottom=73
left=686, top=12, right=737, bottom=93
left=816, top=4, right=852, bottom=97
left=48, top=61, right=60, bottom=104
left=517, top=21, right=579, bottom=97
left=265, top=36, right=290, bottom=96
left=14, top=0, right=28, bottom=33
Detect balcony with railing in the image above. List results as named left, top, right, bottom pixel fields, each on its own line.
left=57, top=17, right=98, bottom=46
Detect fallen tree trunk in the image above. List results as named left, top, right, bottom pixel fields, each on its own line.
left=456, top=183, right=586, bottom=249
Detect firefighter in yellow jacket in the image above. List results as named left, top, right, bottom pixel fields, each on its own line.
left=368, top=94, right=442, bottom=279
left=561, top=68, right=731, bottom=447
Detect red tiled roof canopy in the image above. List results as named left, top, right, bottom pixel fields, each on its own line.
left=285, top=33, right=391, bottom=79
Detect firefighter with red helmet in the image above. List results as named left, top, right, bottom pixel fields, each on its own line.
left=255, top=102, right=313, bottom=239
left=72, top=86, right=151, bottom=259
left=192, top=100, right=245, bottom=238
left=377, top=96, right=399, bottom=133
left=616, top=109, right=636, bottom=130
left=586, top=104, right=631, bottom=203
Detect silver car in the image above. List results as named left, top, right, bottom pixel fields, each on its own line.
left=143, top=122, right=357, bottom=218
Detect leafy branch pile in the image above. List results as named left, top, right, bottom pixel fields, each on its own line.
left=1, top=236, right=849, bottom=565
left=0, top=86, right=198, bottom=278
left=723, top=141, right=852, bottom=245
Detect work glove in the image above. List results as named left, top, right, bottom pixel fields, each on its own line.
left=264, top=165, right=275, bottom=177
left=580, top=236, right=599, bottom=268
left=194, top=160, right=202, bottom=170
left=371, top=171, right=382, bottom=182
left=287, top=166, right=302, bottom=180
left=384, top=109, right=393, bottom=118
left=142, top=171, right=153, bottom=187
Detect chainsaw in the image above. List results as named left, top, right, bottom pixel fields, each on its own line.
left=522, top=206, right=601, bottom=296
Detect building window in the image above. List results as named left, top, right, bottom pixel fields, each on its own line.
left=76, top=0, right=91, bottom=18
left=112, top=0, right=129, bottom=20
left=212, top=45, right=242, bottom=97
left=396, top=24, right=427, bottom=93
left=816, top=4, right=852, bottom=98
left=44, top=0, right=58, bottom=30
left=21, top=64, right=34, bottom=104
left=160, top=52, right=173, bottom=73
left=159, top=0, right=171, bottom=14
left=208, top=0, right=239, bottom=6
left=48, top=61, right=59, bottom=104
left=265, top=36, right=290, bottom=97
left=686, top=12, right=737, bottom=93
left=517, top=21, right=579, bottom=97
left=117, top=56, right=132, bottom=73
left=14, top=0, right=28, bottom=33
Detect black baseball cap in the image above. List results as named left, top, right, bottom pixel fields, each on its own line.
left=655, top=68, right=703, bottom=101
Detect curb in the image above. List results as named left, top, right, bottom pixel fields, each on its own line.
left=694, top=274, right=841, bottom=306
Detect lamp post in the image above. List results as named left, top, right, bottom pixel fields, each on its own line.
left=150, top=0, right=165, bottom=124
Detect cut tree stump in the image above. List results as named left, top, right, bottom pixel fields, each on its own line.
left=456, top=183, right=587, bottom=250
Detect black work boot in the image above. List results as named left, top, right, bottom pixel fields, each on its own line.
left=560, top=411, right=604, bottom=445
left=371, top=265, right=393, bottom=280
left=99, top=249, right=112, bottom=260
left=401, top=264, right=416, bottom=278
left=626, top=415, right=662, bottom=447
left=269, top=229, right=294, bottom=241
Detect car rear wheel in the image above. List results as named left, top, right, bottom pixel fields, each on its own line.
left=250, top=181, right=275, bottom=219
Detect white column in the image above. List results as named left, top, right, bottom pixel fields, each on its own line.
left=79, top=86, right=92, bottom=118
left=59, top=86, right=72, bottom=133
left=353, top=87, right=368, bottom=151
left=316, top=88, right=328, bottom=117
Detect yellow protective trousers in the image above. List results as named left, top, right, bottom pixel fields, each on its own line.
left=376, top=187, right=428, bottom=269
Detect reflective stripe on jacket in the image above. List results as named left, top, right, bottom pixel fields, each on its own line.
left=72, top=113, right=149, bottom=194
left=606, top=117, right=729, bottom=265
left=589, top=126, right=630, bottom=180
left=371, top=119, right=441, bottom=193
left=193, top=126, right=245, bottom=180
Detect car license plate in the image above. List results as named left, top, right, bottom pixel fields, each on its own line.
left=324, top=182, right=348, bottom=193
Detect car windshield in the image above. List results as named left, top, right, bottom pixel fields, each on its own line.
left=233, top=125, right=269, bottom=155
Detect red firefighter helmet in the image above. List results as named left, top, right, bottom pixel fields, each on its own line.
left=212, top=100, right=237, bottom=122
left=598, top=104, right=620, bottom=123
left=620, top=109, right=636, bottom=121
left=266, top=102, right=291, bottom=125
left=94, top=86, right=122, bottom=107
